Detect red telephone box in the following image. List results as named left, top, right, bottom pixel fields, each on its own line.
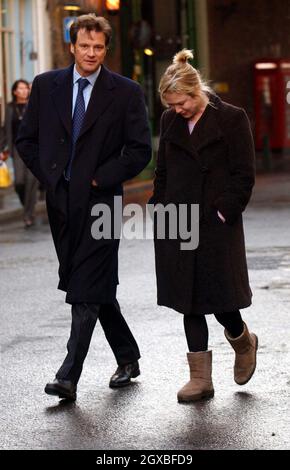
left=254, top=59, right=290, bottom=150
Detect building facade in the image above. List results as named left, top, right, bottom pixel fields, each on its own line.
left=0, top=0, right=52, bottom=123
left=1, top=0, right=290, bottom=158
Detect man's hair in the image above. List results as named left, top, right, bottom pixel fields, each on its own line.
left=70, top=14, right=112, bottom=47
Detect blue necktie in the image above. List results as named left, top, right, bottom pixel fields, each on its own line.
left=65, top=77, right=90, bottom=180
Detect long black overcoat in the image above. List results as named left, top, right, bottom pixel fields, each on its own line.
left=16, top=64, right=151, bottom=304
left=151, top=94, right=255, bottom=315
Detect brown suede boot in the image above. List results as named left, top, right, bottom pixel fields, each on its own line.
left=225, top=322, right=258, bottom=385
left=177, top=351, right=214, bottom=403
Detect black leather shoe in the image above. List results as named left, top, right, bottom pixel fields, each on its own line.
left=44, top=379, right=77, bottom=401
left=109, top=361, right=140, bottom=388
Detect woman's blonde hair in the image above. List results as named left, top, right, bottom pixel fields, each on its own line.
left=159, top=49, right=211, bottom=106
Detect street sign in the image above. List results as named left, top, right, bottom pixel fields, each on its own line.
left=63, top=17, right=77, bottom=43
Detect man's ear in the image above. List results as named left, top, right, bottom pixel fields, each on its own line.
left=70, top=43, right=75, bottom=55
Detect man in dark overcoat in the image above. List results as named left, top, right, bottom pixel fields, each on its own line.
left=16, top=14, right=152, bottom=400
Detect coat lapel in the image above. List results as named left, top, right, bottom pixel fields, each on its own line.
left=50, top=64, right=74, bottom=136
left=162, top=94, right=224, bottom=168
left=162, top=112, right=195, bottom=157
left=78, top=65, right=115, bottom=139
left=191, top=100, right=223, bottom=153
left=50, top=65, right=115, bottom=139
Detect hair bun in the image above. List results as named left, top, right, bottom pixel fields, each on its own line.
left=173, top=49, right=194, bottom=65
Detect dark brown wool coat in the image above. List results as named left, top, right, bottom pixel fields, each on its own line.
left=151, top=94, right=255, bottom=315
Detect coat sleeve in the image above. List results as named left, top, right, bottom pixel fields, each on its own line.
left=94, top=83, right=152, bottom=189
left=148, top=111, right=167, bottom=205
left=214, top=109, right=255, bottom=225
left=0, top=125, right=6, bottom=152
left=16, top=77, right=44, bottom=186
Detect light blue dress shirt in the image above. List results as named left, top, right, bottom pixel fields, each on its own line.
left=72, top=64, right=101, bottom=115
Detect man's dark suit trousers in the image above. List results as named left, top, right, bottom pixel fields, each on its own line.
left=56, top=302, right=140, bottom=385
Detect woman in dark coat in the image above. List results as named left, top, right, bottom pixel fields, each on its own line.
left=151, top=50, right=258, bottom=402
left=4, top=80, right=38, bottom=227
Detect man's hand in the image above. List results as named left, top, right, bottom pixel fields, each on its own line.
left=91, top=179, right=98, bottom=187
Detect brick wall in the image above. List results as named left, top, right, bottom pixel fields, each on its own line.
left=207, top=0, right=290, bottom=123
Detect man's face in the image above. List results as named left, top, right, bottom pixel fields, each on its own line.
left=165, top=92, right=205, bottom=119
left=70, top=29, right=107, bottom=76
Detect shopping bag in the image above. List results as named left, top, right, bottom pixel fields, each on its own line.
left=0, top=161, right=12, bottom=188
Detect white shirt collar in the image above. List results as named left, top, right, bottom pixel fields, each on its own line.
left=73, top=64, right=101, bottom=87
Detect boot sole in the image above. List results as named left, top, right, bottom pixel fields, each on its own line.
left=235, top=334, right=258, bottom=386
left=178, top=390, right=215, bottom=403
left=109, top=369, right=140, bottom=388
left=44, top=385, right=77, bottom=401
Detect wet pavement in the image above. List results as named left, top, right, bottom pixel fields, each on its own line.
left=0, top=173, right=290, bottom=450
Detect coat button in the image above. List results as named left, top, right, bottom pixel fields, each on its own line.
left=59, top=138, right=65, bottom=144
left=201, top=165, right=209, bottom=173
left=51, top=163, right=57, bottom=170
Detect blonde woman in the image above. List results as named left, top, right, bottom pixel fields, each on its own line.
left=151, top=50, right=258, bottom=402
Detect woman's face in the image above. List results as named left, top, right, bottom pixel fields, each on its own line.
left=13, top=82, right=29, bottom=102
left=165, top=92, right=206, bottom=119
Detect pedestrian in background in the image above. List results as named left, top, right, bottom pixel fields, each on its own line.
left=17, top=14, right=151, bottom=401
left=3, top=79, right=38, bottom=227
left=151, top=49, right=258, bottom=402
left=0, top=125, right=6, bottom=159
